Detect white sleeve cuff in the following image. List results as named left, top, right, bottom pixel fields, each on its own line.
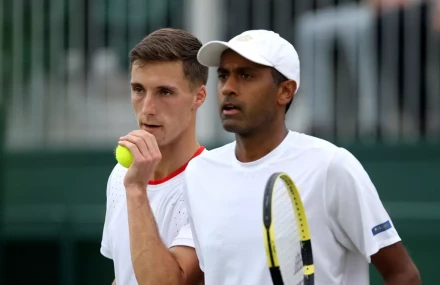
left=366, top=235, right=402, bottom=263
left=169, top=237, right=195, bottom=249
left=100, top=243, right=113, bottom=260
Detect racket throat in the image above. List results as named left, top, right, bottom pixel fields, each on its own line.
left=265, top=231, right=277, bottom=267
left=269, top=267, right=284, bottom=285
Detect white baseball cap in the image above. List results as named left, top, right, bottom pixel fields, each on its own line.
left=197, top=29, right=300, bottom=90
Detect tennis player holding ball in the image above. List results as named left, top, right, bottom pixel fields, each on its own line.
left=100, top=28, right=207, bottom=285
left=182, top=30, right=421, bottom=285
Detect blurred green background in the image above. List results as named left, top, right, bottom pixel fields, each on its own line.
left=1, top=0, right=439, bottom=284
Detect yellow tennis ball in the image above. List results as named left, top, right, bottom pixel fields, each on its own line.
left=115, top=145, right=133, bottom=168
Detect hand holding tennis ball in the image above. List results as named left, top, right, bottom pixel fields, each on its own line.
left=116, top=130, right=162, bottom=190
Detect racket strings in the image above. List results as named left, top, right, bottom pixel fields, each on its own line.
left=273, top=181, right=304, bottom=284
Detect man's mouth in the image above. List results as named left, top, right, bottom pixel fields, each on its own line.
left=222, top=103, right=241, bottom=115
left=223, top=104, right=238, bottom=110
left=142, top=124, right=161, bottom=130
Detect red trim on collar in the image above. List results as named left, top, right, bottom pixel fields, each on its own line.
left=148, top=146, right=205, bottom=185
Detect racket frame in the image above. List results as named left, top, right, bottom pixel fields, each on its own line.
left=262, top=172, right=315, bottom=285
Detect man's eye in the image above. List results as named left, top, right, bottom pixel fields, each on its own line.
left=160, top=89, right=172, bottom=96
left=133, top=87, right=143, bottom=93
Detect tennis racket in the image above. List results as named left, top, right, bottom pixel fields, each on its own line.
left=262, top=172, right=314, bottom=285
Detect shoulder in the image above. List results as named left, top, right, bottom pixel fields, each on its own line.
left=186, top=142, right=235, bottom=173
left=283, top=132, right=364, bottom=180
left=285, top=131, right=342, bottom=162
left=327, top=147, right=364, bottom=176
left=105, top=163, right=127, bottom=194
left=324, top=145, right=373, bottom=197
left=293, top=133, right=364, bottom=179
left=289, top=131, right=338, bottom=151
left=201, top=142, right=235, bottom=161
left=108, top=163, right=127, bottom=181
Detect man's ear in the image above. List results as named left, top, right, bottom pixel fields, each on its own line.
left=277, top=80, right=297, bottom=107
left=192, top=85, right=207, bottom=110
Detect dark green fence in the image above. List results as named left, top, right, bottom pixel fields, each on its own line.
left=2, top=143, right=439, bottom=284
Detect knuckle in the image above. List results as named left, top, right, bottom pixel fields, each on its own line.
left=147, top=133, right=155, bottom=140
left=137, top=157, right=147, bottom=164
left=144, top=156, right=152, bottom=162
left=133, top=136, right=142, bottom=143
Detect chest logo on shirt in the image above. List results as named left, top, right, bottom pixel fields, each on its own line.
left=372, top=220, right=392, bottom=236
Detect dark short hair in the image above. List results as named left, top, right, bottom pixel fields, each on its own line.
left=271, top=68, right=293, bottom=113
left=129, top=28, right=208, bottom=88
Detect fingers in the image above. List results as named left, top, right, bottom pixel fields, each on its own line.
left=132, top=130, right=161, bottom=160
left=118, top=130, right=161, bottom=165
left=119, top=132, right=149, bottom=158
left=118, top=139, right=143, bottom=162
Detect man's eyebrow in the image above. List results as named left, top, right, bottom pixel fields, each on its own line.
left=236, top=66, right=260, bottom=73
left=217, top=67, right=228, bottom=74
left=130, top=81, right=144, bottom=88
left=156, top=84, right=178, bottom=92
left=130, top=83, right=178, bottom=91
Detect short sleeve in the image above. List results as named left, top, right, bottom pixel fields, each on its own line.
left=167, top=197, right=194, bottom=249
left=100, top=174, right=113, bottom=259
left=325, top=148, right=401, bottom=263
left=182, top=169, right=205, bottom=271
left=169, top=223, right=194, bottom=248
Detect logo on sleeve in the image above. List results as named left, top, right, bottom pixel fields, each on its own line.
left=372, top=220, right=392, bottom=236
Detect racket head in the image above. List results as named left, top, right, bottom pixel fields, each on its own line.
left=262, top=172, right=314, bottom=285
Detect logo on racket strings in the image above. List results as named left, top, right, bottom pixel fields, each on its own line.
left=294, top=252, right=302, bottom=274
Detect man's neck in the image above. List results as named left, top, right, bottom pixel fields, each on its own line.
left=235, top=122, right=288, bottom=163
left=151, top=132, right=200, bottom=182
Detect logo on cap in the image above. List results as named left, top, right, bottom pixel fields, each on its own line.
left=235, top=35, right=253, bottom=42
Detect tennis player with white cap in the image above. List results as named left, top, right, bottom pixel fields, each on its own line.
left=183, top=30, right=420, bottom=285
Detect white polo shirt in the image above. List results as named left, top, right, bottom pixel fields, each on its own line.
left=101, top=146, right=205, bottom=285
left=183, top=131, right=400, bottom=285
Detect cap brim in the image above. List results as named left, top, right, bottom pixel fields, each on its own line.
left=197, top=41, right=272, bottom=68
